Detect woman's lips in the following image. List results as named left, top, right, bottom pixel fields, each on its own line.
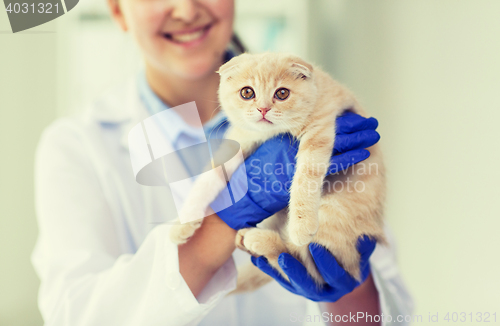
left=163, top=24, right=212, bottom=45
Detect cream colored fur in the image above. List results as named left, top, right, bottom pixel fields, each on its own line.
left=170, top=53, right=386, bottom=292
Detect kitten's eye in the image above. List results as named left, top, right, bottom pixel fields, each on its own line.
left=275, top=88, right=290, bottom=100
left=240, top=87, right=255, bottom=100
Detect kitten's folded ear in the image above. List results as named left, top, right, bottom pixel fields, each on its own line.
left=217, top=53, right=251, bottom=79
left=289, top=58, right=314, bottom=80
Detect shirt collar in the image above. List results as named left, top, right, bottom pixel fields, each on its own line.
left=138, top=71, right=209, bottom=144
left=137, top=67, right=230, bottom=144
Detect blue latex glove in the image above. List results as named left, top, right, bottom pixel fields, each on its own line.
left=252, top=235, right=377, bottom=302
left=214, top=112, right=380, bottom=230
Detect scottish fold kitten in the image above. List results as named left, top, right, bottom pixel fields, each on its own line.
left=170, top=53, right=386, bottom=290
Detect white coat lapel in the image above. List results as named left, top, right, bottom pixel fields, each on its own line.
left=120, top=79, right=198, bottom=216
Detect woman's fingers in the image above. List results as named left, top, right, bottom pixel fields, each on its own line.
left=336, top=113, right=379, bottom=134
left=309, top=244, right=357, bottom=292
left=333, top=130, right=380, bottom=154
left=328, top=149, right=370, bottom=175
left=278, top=253, right=314, bottom=288
left=357, top=235, right=377, bottom=270
left=251, top=256, right=295, bottom=293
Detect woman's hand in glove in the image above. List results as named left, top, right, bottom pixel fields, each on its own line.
left=252, top=235, right=377, bottom=302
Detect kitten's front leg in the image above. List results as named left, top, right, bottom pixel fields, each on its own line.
left=170, top=218, right=204, bottom=244
left=170, top=164, right=229, bottom=244
left=288, top=125, right=335, bottom=247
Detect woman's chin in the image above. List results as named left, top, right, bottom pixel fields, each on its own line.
left=169, top=57, right=221, bottom=81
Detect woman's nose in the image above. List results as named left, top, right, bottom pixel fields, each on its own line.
left=170, top=0, right=199, bottom=23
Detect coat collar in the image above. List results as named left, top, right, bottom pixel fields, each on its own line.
left=83, top=77, right=149, bottom=151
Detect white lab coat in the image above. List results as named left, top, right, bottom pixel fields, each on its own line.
left=32, top=78, right=414, bottom=326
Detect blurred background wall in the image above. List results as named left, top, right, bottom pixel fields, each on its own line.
left=0, top=15, right=58, bottom=326
left=1, top=0, right=499, bottom=325
left=315, top=0, right=500, bottom=317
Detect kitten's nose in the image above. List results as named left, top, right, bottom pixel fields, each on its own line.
left=257, top=107, right=270, bottom=117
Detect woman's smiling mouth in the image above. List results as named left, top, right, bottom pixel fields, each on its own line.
left=163, top=24, right=212, bottom=45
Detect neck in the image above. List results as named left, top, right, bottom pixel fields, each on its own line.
left=145, top=64, right=221, bottom=125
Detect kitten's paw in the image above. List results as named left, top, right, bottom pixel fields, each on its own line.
left=243, top=230, right=271, bottom=257
left=169, top=219, right=203, bottom=244
left=288, top=216, right=319, bottom=247
left=236, top=228, right=275, bottom=257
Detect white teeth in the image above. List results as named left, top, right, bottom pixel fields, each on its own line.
left=170, top=29, right=205, bottom=43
